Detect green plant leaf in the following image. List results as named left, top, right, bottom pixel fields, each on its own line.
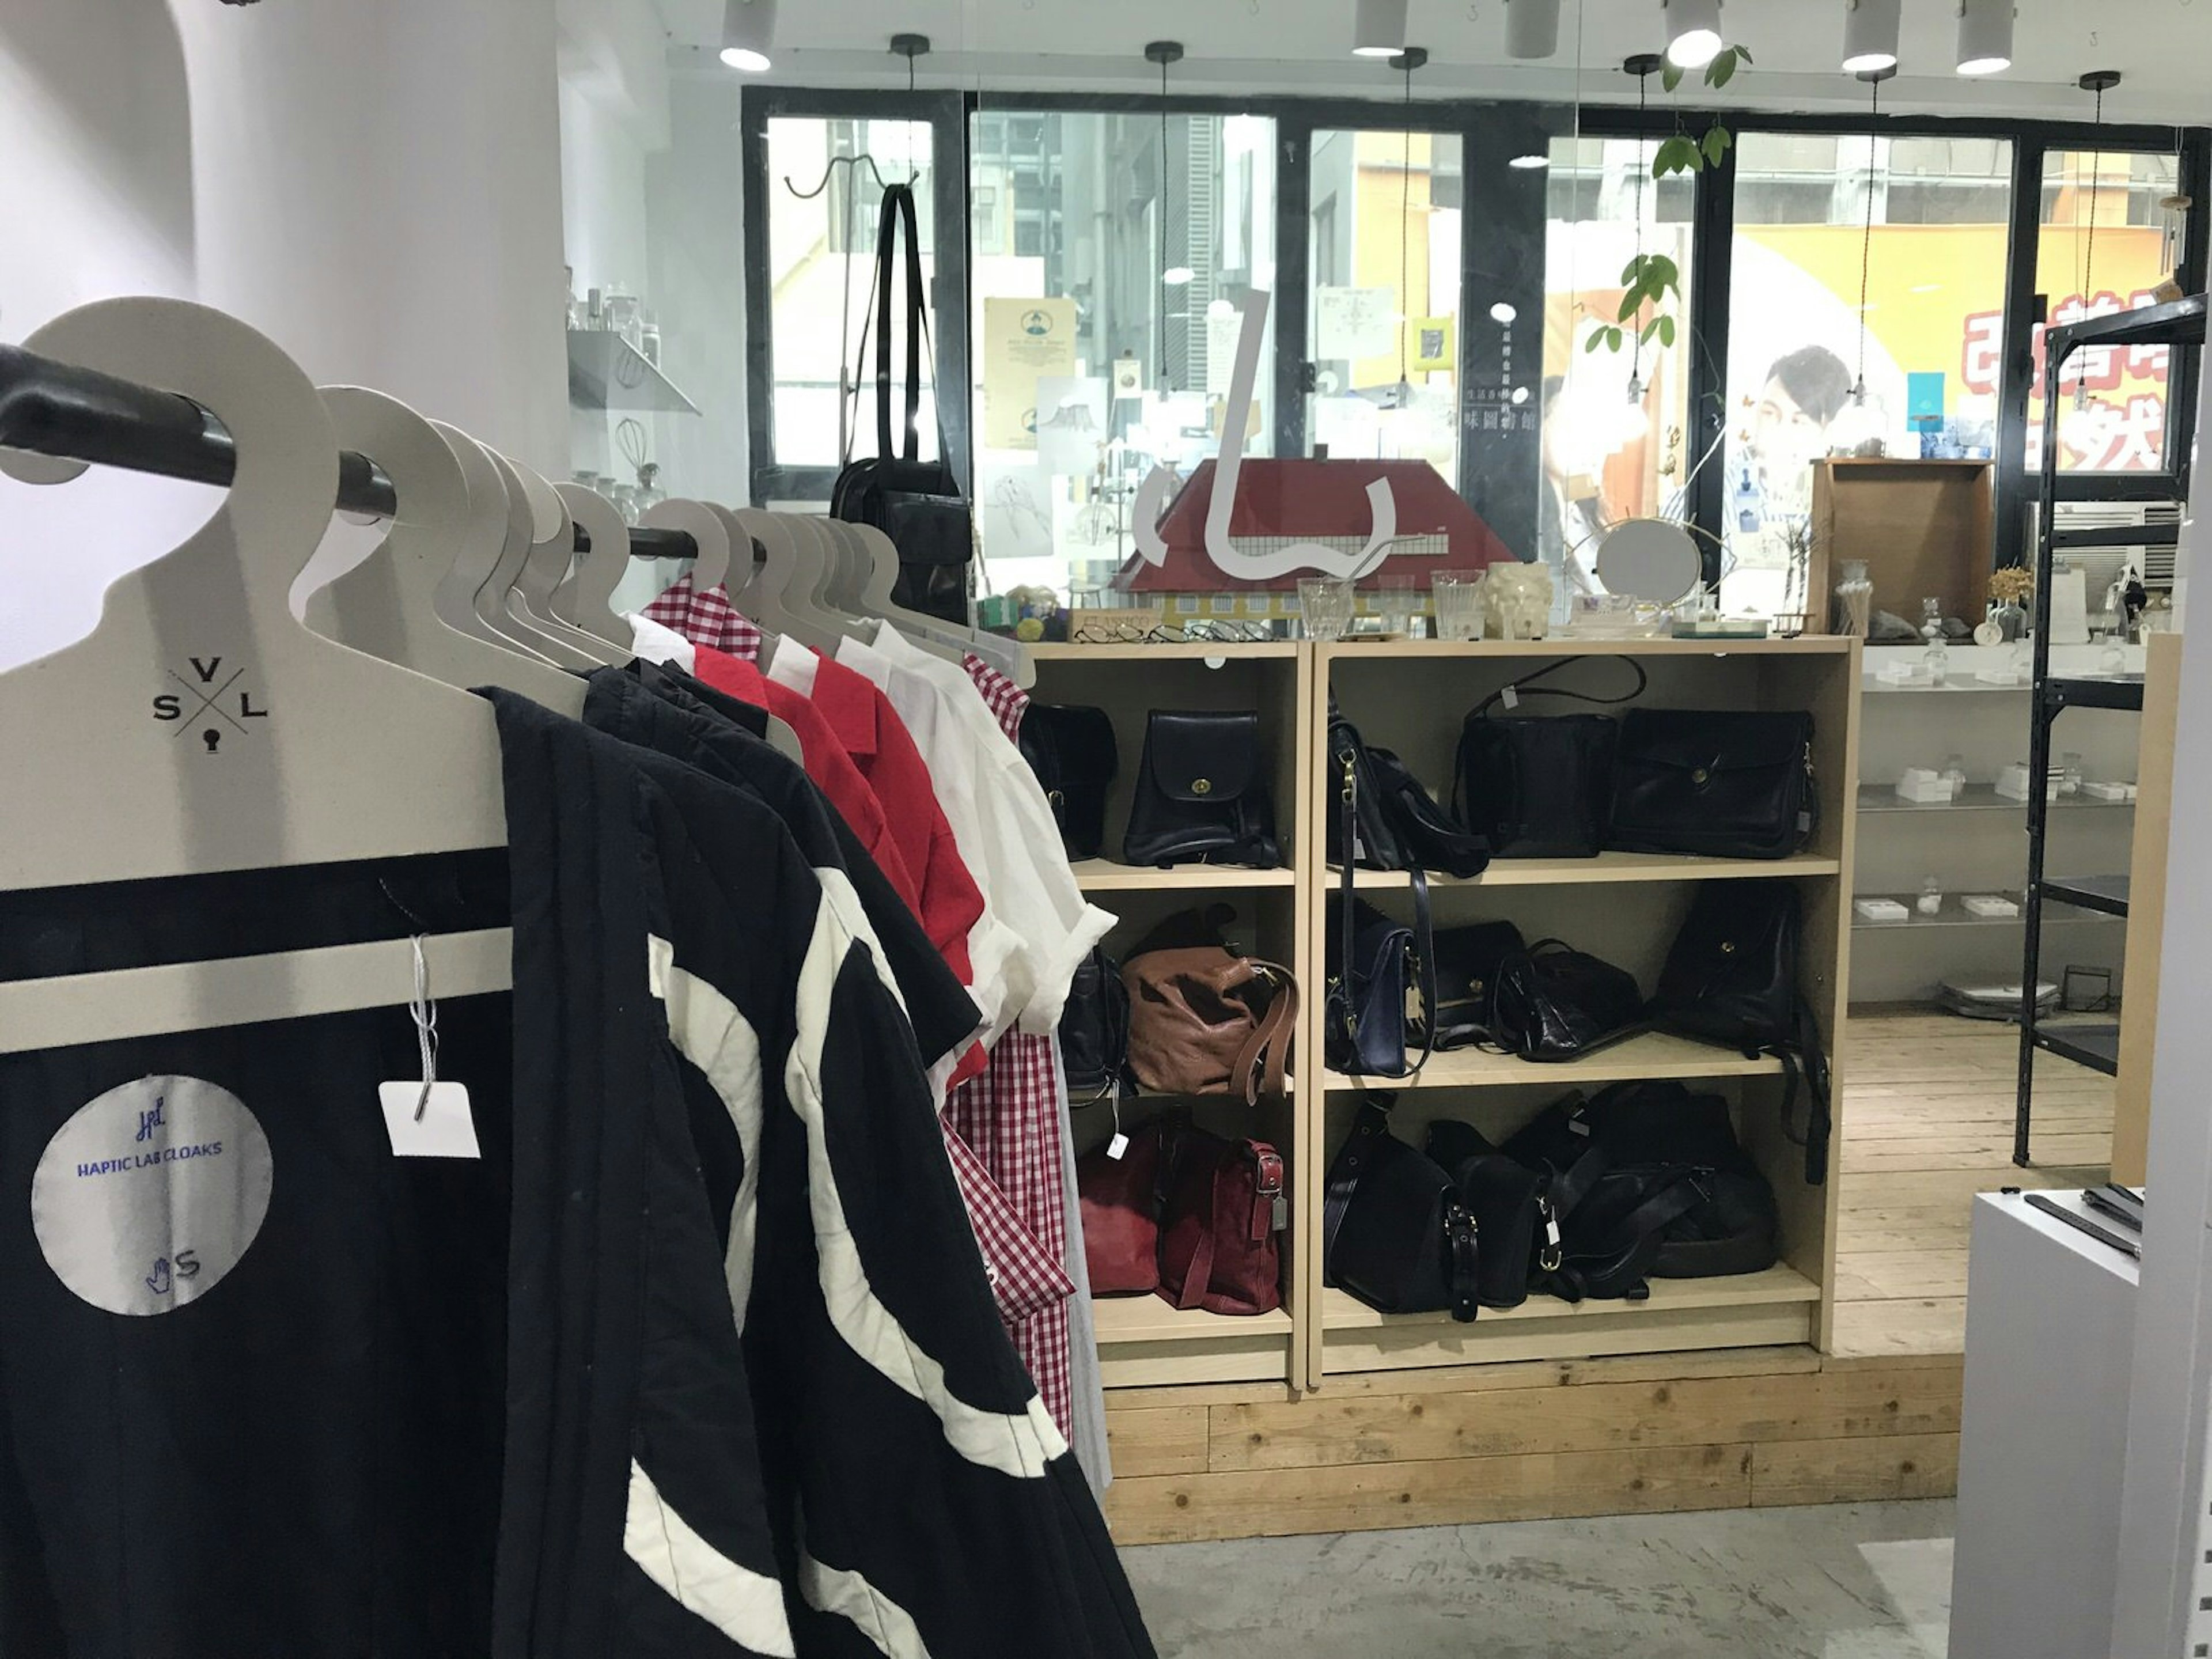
left=1653, top=135, right=1696, bottom=176
left=1639, top=316, right=1665, bottom=345
left=1607, top=327, right=1624, bottom=351
left=1659, top=315, right=1677, bottom=347
left=1706, top=48, right=1738, bottom=89
left=1622, top=255, right=1646, bottom=285
left=1736, top=44, right=1753, bottom=63
left=1649, top=255, right=1679, bottom=286
left=1585, top=329, right=1607, bottom=354
left=1618, top=289, right=1644, bottom=323
left=1702, top=126, right=1730, bottom=166
left=1662, top=60, right=1685, bottom=93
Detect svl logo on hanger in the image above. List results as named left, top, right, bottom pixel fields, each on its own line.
left=150, top=656, right=272, bottom=753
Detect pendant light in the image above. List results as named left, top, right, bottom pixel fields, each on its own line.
left=1505, top=0, right=1561, bottom=60
left=1624, top=53, right=1662, bottom=405
left=2075, top=71, right=2121, bottom=406
left=1850, top=66, right=1895, bottom=407
left=1149, top=43, right=1194, bottom=289
left=1956, top=0, right=2014, bottom=75
left=719, top=0, right=775, bottom=72
left=1663, top=0, right=1723, bottom=70
left=1392, top=47, right=1428, bottom=408
left=1842, top=0, right=1899, bottom=74
left=1353, top=0, right=1409, bottom=59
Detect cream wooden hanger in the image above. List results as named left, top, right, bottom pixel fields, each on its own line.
left=737, top=509, right=846, bottom=655
left=473, top=451, right=604, bottom=669
left=304, top=387, right=585, bottom=715
left=840, top=520, right=1029, bottom=684
left=430, top=420, right=561, bottom=664
left=0, top=297, right=513, bottom=1047
left=707, top=501, right=770, bottom=622
left=505, top=460, right=624, bottom=666
left=549, top=483, right=636, bottom=652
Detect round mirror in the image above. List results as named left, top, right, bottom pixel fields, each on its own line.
left=1593, top=517, right=1704, bottom=605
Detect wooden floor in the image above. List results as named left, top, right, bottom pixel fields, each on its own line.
left=1100, top=1009, right=2114, bottom=1544
left=1831, top=1009, right=2115, bottom=1361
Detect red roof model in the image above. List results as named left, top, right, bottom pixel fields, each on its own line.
left=1119, top=457, right=1517, bottom=593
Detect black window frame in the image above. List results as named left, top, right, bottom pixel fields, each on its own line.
left=739, top=82, right=2206, bottom=577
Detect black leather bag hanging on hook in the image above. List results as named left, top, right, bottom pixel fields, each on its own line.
left=830, top=183, right=974, bottom=626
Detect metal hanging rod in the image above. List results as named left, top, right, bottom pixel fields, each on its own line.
left=0, top=342, right=698, bottom=562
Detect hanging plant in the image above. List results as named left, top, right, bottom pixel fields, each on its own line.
left=1596, top=44, right=1752, bottom=357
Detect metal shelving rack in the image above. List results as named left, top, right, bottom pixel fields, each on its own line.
left=2016, top=293, right=2206, bottom=1165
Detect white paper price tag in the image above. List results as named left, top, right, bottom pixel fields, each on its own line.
left=380, top=1082, right=480, bottom=1160
left=1108, top=1132, right=1131, bottom=1161
left=1501, top=685, right=1520, bottom=710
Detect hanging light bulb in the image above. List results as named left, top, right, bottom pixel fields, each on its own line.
left=1353, top=0, right=1408, bottom=58
left=1149, top=43, right=1195, bottom=287
left=1505, top=0, right=1561, bottom=60
left=1842, top=0, right=1899, bottom=74
left=1956, top=0, right=2014, bottom=75
left=1664, top=0, right=1724, bottom=70
left=719, top=0, right=775, bottom=71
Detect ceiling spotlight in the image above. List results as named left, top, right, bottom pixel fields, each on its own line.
left=1505, top=0, right=1562, bottom=60
left=1164, top=267, right=1195, bottom=286
left=1663, top=0, right=1724, bottom=70
left=1353, top=0, right=1409, bottom=58
left=1509, top=153, right=1552, bottom=169
left=1956, top=0, right=2014, bottom=75
left=1842, top=0, right=1900, bottom=73
left=720, top=0, right=775, bottom=71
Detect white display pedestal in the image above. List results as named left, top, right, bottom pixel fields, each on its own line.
left=1949, top=1191, right=2139, bottom=1659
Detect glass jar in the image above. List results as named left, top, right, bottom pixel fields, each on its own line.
left=1297, top=576, right=1355, bottom=642
left=1431, top=571, right=1487, bottom=641
left=1834, top=559, right=1874, bottom=638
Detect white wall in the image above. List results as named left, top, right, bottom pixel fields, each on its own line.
left=1, top=0, right=571, bottom=671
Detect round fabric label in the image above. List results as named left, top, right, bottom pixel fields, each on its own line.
left=32, top=1075, right=273, bottom=1317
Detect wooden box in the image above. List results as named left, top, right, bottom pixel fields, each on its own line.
left=1810, top=459, right=1995, bottom=634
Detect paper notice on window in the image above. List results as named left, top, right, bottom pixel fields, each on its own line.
left=1315, top=286, right=1397, bottom=360
left=1206, top=309, right=1244, bottom=396
left=983, top=297, right=1077, bottom=450
left=1411, top=316, right=1455, bottom=372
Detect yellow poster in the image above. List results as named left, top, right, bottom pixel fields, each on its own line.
left=983, top=297, right=1077, bottom=450
left=1411, top=317, right=1455, bottom=372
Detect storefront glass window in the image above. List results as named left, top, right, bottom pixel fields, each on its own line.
left=1539, top=135, right=1698, bottom=604
left=967, top=108, right=1277, bottom=596
left=2029, top=149, right=2187, bottom=474
left=1726, top=132, right=2014, bottom=616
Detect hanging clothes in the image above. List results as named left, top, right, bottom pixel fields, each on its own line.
left=491, top=690, right=1156, bottom=1658
left=642, top=573, right=764, bottom=660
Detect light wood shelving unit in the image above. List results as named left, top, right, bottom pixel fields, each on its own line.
left=1028, top=636, right=1861, bottom=1399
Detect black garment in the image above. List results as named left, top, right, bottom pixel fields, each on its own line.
left=490, top=692, right=1156, bottom=1659
left=0, top=856, right=513, bottom=1659
left=587, top=662, right=980, bottom=1072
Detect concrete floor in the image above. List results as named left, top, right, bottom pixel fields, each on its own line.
left=1124, top=1500, right=1955, bottom=1659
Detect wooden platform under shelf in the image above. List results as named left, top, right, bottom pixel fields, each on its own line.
left=1071, top=859, right=1298, bottom=891
left=1094, top=1296, right=1297, bottom=1388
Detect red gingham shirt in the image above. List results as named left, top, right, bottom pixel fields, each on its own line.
left=947, top=656, right=1078, bottom=1435
left=643, top=574, right=764, bottom=661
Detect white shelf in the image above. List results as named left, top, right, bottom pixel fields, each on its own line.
left=1323, top=1031, right=1783, bottom=1093
left=566, top=328, right=699, bottom=414
left=1346, top=851, right=1841, bottom=888
left=1857, top=784, right=2134, bottom=815
left=1320, top=1264, right=1821, bottom=1332
left=1092, top=1296, right=1294, bottom=1346
left=1853, top=893, right=2123, bottom=931
left=1073, top=859, right=1297, bottom=892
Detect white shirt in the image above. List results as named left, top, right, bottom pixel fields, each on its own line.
left=840, top=622, right=1115, bottom=1035
left=625, top=612, right=696, bottom=672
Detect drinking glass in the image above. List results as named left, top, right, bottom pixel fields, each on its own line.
left=1431, top=571, right=1487, bottom=642
left=1298, top=576, right=1355, bottom=642
left=1378, top=575, right=1421, bottom=639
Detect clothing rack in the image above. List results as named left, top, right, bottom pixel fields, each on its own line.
left=0, top=340, right=699, bottom=562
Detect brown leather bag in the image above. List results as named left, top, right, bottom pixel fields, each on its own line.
left=1156, top=1130, right=1287, bottom=1316
left=1075, top=1118, right=1173, bottom=1296
left=1122, top=908, right=1298, bottom=1105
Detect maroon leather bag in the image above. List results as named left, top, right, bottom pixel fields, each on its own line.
left=1156, top=1129, right=1287, bottom=1316
left=1077, top=1119, right=1172, bottom=1296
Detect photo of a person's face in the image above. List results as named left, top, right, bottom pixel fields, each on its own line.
left=1752, top=376, right=1831, bottom=483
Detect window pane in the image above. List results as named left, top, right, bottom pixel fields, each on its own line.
left=968, top=108, right=1277, bottom=597
left=765, top=116, right=938, bottom=474
left=1727, top=132, right=2013, bottom=616
left=2030, top=149, right=2185, bottom=474
left=1306, top=130, right=1463, bottom=490
left=1540, top=135, right=1697, bottom=603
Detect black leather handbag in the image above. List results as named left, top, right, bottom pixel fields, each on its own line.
left=1455, top=660, right=1647, bottom=858
left=1123, top=710, right=1281, bottom=869
left=1651, top=881, right=1833, bottom=1184
left=1323, top=1100, right=1479, bottom=1321
left=1018, top=703, right=1118, bottom=861
left=1487, top=939, right=1645, bottom=1062
left=829, top=185, right=972, bottom=627
left=1608, top=709, right=1817, bottom=860
left=1425, top=1120, right=1554, bottom=1311
left=1058, top=945, right=1130, bottom=1103
left=1423, top=921, right=1528, bottom=1050
left=1326, top=707, right=1490, bottom=878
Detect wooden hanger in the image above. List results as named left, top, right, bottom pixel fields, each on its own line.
left=429, top=420, right=560, bottom=664
left=707, top=501, right=770, bottom=622
left=843, top=520, right=1030, bottom=684
left=303, top=386, right=585, bottom=715
left=0, top=297, right=513, bottom=1050
left=737, top=509, right=847, bottom=655
left=504, top=460, right=624, bottom=666
left=472, top=451, right=604, bottom=669
left=549, top=483, right=635, bottom=652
